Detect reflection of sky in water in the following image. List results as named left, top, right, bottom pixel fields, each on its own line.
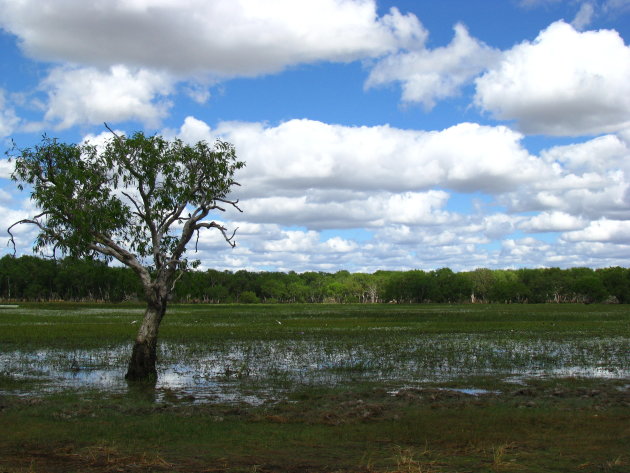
left=1, top=335, right=628, bottom=404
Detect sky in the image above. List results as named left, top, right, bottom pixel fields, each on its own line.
left=0, top=0, right=629, bottom=273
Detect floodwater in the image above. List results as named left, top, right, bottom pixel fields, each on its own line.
left=1, top=334, right=628, bottom=404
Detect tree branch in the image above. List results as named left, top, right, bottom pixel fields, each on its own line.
left=195, top=221, right=239, bottom=248
left=90, top=233, right=152, bottom=287
left=121, top=191, right=146, bottom=219
left=104, top=122, right=122, bottom=140
left=7, top=213, right=48, bottom=255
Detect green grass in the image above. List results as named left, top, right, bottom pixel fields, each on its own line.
left=0, top=303, right=629, bottom=472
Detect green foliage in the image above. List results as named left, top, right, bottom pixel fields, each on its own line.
left=11, top=137, right=128, bottom=257
left=9, top=131, right=244, bottom=278
left=599, top=266, right=630, bottom=303
left=239, top=290, right=259, bottom=304
left=2, top=255, right=630, bottom=304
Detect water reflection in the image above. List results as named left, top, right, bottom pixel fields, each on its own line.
left=1, top=335, right=628, bottom=404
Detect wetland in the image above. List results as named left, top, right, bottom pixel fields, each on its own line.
left=1, top=303, right=629, bottom=472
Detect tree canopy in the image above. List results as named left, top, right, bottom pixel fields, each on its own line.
left=2, top=255, right=628, bottom=306
left=10, top=129, right=243, bottom=278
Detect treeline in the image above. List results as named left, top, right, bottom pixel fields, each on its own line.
left=2, top=255, right=630, bottom=304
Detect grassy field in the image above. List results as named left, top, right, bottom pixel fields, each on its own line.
left=0, top=303, right=629, bottom=472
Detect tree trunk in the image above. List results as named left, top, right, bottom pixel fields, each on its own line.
left=125, top=297, right=167, bottom=382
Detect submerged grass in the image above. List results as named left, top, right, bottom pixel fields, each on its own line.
left=0, top=303, right=629, bottom=472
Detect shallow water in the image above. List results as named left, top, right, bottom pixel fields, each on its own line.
left=1, top=334, right=628, bottom=404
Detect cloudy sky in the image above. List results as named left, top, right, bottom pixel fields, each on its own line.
left=1, top=0, right=630, bottom=272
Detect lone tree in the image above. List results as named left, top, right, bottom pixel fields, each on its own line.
left=8, top=127, right=244, bottom=382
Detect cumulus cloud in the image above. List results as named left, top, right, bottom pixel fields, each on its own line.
left=519, top=211, right=586, bottom=232
left=7, top=109, right=630, bottom=270
left=171, top=116, right=630, bottom=270
left=40, top=65, right=174, bottom=129
left=478, top=214, right=521, bottom=239
left=365, top=23, right=500, bottom=110
left=0, top=0, right=425, bottom=77
left=475, top=21, right=630, bottom=136
left=237, top=191, right=455, bottom=229
left=0, top=0, right=430, bottom=128
left=541, top=133, right=630, bottom=173
left=562, top=219, right=630, bottom=243
left=498, top=131, right=630, bottom=221
left=503, top=171, right=630, bottom=220
left=498, top=236, right=558, bottom=267
left=190, top=118, right=547, bottom=199
left=0, top=89, right=19, bottom=137
left=167, top=116, right=630, bottom=270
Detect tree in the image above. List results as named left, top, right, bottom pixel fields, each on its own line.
left=599, top=267, right=630, bottom=303
left=466, top=268, right=495, bottom=303
left=489, top=272, right=531, bottom=303
left=567, top=268, right=607, bottom=303
left=8, top=128, right=244, bottom=382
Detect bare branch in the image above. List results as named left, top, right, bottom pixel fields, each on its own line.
left=196, top=221, right=239, bottom=248
left=215, top=197, right=243, bottom=213
left=158, top=202, right=188, bottom=235
left=121, top=191, right=146, bottom=219
left=7, top=212, right=49, bottom=255
left=104, top=122, right=122, bottom=140
left=90, top=233, right=152, bottom=286
left=170, top=269, right=185, bottom=293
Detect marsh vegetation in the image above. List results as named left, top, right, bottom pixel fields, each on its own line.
left=1, top=303, right=628, bottom=472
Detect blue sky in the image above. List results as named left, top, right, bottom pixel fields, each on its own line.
left=1, top=0, right=630, bottom=272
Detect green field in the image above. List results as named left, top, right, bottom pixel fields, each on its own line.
left=1, top=303, right=629, bottom=472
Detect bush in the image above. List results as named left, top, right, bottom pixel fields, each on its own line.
left=239, top=290, right=259, bottom=304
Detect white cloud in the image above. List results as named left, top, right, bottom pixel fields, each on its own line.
left=0, top=159, right=14, bottom=179
left=183, top=83, right=211, bottom=104
left=572, top=2, right=596, bottom=30
left=480, top=214, right=521, bottom=239
left=0, top=89, right=19, bottom=137
left=498, top=237, right=556, bottom=266
left=541, top=133, right=630, bottom=173
left=501, top=131, right=630, bottom=221
left=475, top=21, right=630, bottom=136
left=199, top=118, right=546, bottom=199
left=10, top=112, right=630, bottom=271
left=177, top=116, right=214, bottom=144
left=519, top=211, right=586, bottom=232
left=323, top=236, right=358, bottom=253
left=40, top=65, right=174, bottom=129
left=0, top=1, right=427, bottom=128
left=0, top=188, right=12, bottom=204
left=235, top=191, right=455, bottom=230
left=562, top=219, right=630, bottom=243
left=0, top=202, right=41, bottom=255
left=366, top=23, right=500, bottom=110
left=503, top=171, right=630, bottom=220
left=262, top=229, right=319, bottom=253
left=0, top=0, right=425, bottom=77
left=385, top=191, right=453, bottom=225
left=81, top=129, right=126, bottom=148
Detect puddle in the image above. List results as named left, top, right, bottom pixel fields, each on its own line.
left=388, top=387, right=500, bottom=397
left=441, top=388, right=500, bottom=396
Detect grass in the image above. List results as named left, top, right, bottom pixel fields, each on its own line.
left=0, top=303, right=629, bottom=472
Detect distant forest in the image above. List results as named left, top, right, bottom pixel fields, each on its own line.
left=2, top=255, right=630, bottom=304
